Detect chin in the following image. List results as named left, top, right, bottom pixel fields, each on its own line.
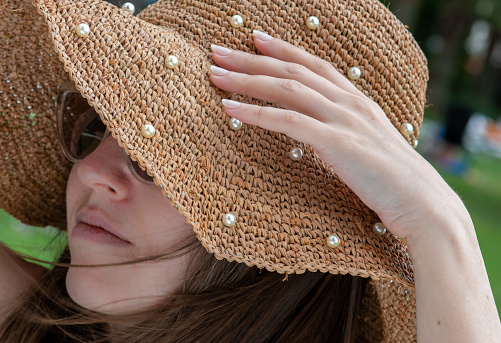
left=65, top=266, right=158, bottom=315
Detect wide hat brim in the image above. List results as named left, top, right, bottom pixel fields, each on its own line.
left=1, top=0, right=427, bottom=340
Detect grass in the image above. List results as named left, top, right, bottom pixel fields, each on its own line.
left=1, top=154, right=500, bottom=312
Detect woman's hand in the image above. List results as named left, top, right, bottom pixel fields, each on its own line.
left=209, top=30, right=465, bottom=245
left=210, top=30, right=501, bottom=342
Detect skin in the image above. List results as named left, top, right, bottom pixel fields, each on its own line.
left=209, top=31, right=501, bottom=342
left=65, top=135, right=193, bottom=315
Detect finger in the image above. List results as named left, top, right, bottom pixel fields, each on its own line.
left=220, top=99, right=325, bottom=149
left=210, top=66, right=339, bottom=123
left=211, top=38, right=397, bottom=133
left=251, top=30, right=363, bottom=97
left=211, top=45, right=353, bottom=106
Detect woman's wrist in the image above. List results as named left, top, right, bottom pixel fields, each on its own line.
left=404, top=194, right=474, bottom=256
left=404, top=190, right=482, bottom=277
left=402, top=196, right=501, bottom=342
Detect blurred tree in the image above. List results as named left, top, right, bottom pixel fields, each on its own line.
left=385, top=0, right=476, bottom=116
left=384, top=0, right=501, bottom=121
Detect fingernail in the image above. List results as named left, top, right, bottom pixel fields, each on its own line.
left=222, top=99, right=241, bottom=109
left=253, top=30, right=273, bottom=41
left=211, top=44, right=232, bottom=56
left=210, top=65, right=229, bottom=76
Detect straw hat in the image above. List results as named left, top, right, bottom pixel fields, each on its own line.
left=0, top=0, right=428, bottom=341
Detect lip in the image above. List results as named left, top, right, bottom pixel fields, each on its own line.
left=72, top=209, right=132, bottom=246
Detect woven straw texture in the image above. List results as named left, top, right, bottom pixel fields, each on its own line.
left=0, top=0, right=428, bottom=341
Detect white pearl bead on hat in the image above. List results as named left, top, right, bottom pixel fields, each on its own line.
left=373, top=222, right=387, bottom=236
left=141, top=124, right=156, bottom=138
left=165, top=55, right=179, bottom=69
left=229, top=15, right=244, bottom=28
left=121, top=2, right=135, bottom=15
left=326, top=234, right=341, bottom=248
left=289, top=147, right=303, bottom=161
left=76, top=23, right=90, bottom=37
left=348, top=67, right=361, bottom=80
left=306, top=16, right=320, bottom=30
left=400, top=122, right=414, bottom=136
left=222, top=213, right=237, bottom=227
left=229, top=118, right=243, bottom=131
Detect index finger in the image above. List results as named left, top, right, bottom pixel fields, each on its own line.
left=252, top=30, right=363, bottom=97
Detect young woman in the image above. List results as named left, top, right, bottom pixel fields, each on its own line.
left=0, top=0, right=500, bottom=341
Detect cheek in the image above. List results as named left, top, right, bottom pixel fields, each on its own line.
left=66, top=166, right=83, bottom=228
left=134, top=221, right=194, bottom=258
left=133, top=191, right=194, bottom=253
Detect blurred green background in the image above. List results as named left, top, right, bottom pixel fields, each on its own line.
left=0, top=211, right=66, bottom=269
left=1, top=0, right=501, bottom=313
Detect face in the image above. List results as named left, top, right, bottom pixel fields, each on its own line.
left=65, top=135, right=194, bottom=315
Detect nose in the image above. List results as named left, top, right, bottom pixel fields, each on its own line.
left=75, top=136, right=133, bottom=201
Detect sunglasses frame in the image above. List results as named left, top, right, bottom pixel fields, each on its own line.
left=56, top=83, right=155, bottom=185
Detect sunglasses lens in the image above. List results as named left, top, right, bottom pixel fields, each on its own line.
left=60, top=91, right=106, bottom=160
left=58, top=89, right=155, bottom=184
left=74, top=115, right=107, bottom=159
left=128, top=159, right=154, bottom=184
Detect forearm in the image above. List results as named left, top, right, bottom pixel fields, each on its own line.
left=407, top=205, right=501, bottom=342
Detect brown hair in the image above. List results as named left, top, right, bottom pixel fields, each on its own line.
left=0, top=236, right=365, bottom=343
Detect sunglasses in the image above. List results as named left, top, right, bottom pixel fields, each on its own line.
left=56, top=83, right=154, bottom=184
